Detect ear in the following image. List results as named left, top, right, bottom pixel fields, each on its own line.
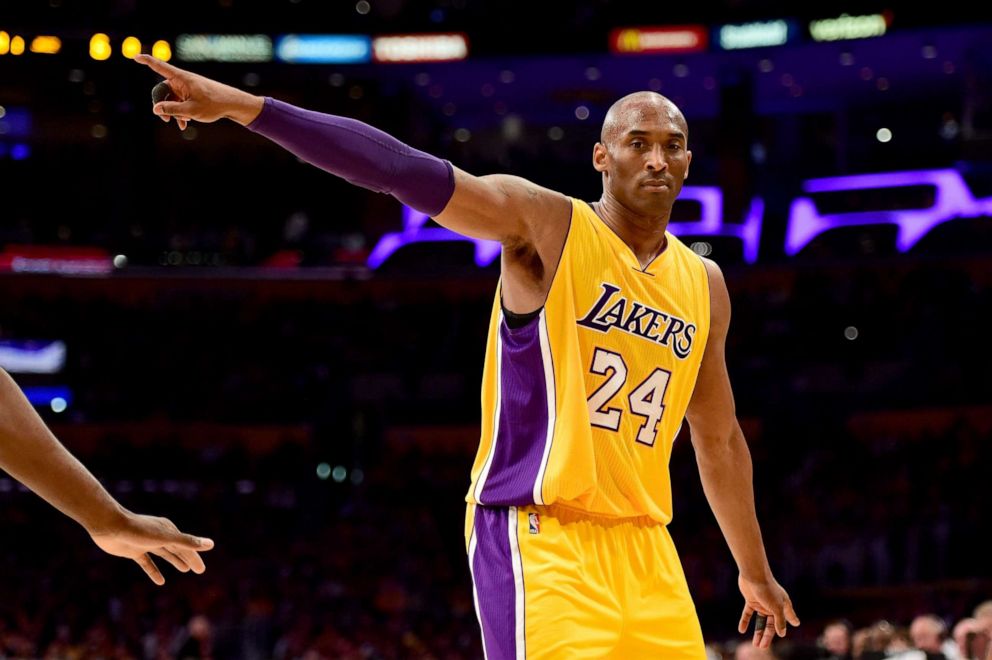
left=592, top=142, right=609, bottom=173
left=683, top=149, right=692, bottom=180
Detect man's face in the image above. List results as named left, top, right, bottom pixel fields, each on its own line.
left=594, top=101, right=692, bottom=217
left=910, top=620, right=942, bottom=653
left=824, top=624, right=851, bottom=654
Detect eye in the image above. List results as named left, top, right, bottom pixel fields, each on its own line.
left=668, top=143, right=683, bottom=151
left=630, top=140, right=645, bottom=149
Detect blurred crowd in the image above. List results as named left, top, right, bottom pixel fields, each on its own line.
left=0, top=416, right=986, bottom=659
left=721, top=608, right=992, bottom=660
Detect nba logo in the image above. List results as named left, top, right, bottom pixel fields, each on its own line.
left=528, top=512, right=541, bottom=534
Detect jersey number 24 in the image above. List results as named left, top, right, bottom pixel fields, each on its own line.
left=586, top=347, right=671, bottom=447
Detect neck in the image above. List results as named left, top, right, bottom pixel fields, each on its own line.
left=593, top=190, right=671, bottom=269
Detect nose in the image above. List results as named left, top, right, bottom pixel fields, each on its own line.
left=645, top=144, right=667, bottom=172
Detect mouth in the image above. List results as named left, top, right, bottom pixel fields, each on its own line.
left=641, top=180, right=670, bottom=190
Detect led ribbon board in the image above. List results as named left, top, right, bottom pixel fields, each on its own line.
left=0, top=246, right=112, bottom=275
left=275, top=35, right=371, bottom=64
left=609, top=26, right=708, bottom=54
left=808, top=13, right=890, bottom=42
left=22, top=386, right=72, bottom=409
left=0, top=340, right=66, bottom=374
left=175, top=34, right=273, bottom=62
left=716, top=19, right=797, bottom=50
left=372, top=33, right=468, bottom=62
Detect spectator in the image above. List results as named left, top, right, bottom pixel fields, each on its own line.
left=821, top=619, right=853, bottom=659
left=910, top=614, right=949, bottom=658
left=735, top=640, right=779, bottom=660
left=175, top=615, right=213, bottom=660
left=953, top=617, right=991, bottom=660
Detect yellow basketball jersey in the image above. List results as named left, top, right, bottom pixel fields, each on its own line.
left=466, top=198, right=711, bottom=523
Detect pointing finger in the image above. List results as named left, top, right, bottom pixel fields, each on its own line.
left=134, top=53, right=184, bottom=79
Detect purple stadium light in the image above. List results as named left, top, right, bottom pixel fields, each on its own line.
left=370, top=186, right=765, bottom=269
left=668, top=186, right=764, bottom=264
left=785, top=169, right=992, bottom=256
left=367, top=205, right=501, bottom=269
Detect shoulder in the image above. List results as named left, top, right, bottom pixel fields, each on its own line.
left=469, top=171, right=571, bottom=215
left=698, top=255, right=725, bottom=286
left=698, top=256, right=730, bottom=334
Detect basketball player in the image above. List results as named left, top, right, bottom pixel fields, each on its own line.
left=0, top=367, right=214, bottom=585
left=136, top=53, right=799, bottom=658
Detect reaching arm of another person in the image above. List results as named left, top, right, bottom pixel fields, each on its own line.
left=0, top=368, right=214, bottom=584
left=684, top=259, right=799, bottom=649
left=133, top=55, right=570, bottom=255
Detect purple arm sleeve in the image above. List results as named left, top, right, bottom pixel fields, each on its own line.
left=245, top=97, right=455, bottom=217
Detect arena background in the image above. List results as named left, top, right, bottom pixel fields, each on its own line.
left=1, top=1, right=990, bottom=658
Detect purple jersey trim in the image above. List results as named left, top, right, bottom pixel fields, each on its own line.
left=478, top=313, right=552, bottom=505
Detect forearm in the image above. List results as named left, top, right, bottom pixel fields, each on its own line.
left=694, top=423, right=772, bottom=581
left=245, top=97, right=455, bottom=216
left=0, top=369, right=124, bottom=533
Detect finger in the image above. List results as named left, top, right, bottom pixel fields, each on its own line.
left=154, top=101, right=193, bottom=118
left=135, top=553, right=165, bottom=586
left=167, top=532, right=215, bottom=552
left=784, top=599, right=801, bottom=627
left=151, top=548, right=191, bottom=573
left=178, top=118, right=188, bottom=131
left=758, top=615, right=777, bottom=649
left=170, top=546, right=206, bottom=574
left=134, top=53, right=184, bottom=79
left=753, top=614, right=766, bottom=647
left=739, top=605, right=754, bottom=634
left=774, top=606, right=788, bottom=637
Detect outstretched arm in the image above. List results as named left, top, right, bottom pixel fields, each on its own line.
left=133, top=55, right=570, bottom=258
left=0, top=368, right=214, bottom=584
left=684, top=259, right=799, bottom=649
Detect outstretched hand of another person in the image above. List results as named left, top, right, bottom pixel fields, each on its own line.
left=737, top=573, right=801, bottom=649
left=89, top=508, right=215, bottom=586
left=134, top=54, right=264, bottom=130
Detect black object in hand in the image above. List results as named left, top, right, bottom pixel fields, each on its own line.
left=151, top=81, right=173, bottom=104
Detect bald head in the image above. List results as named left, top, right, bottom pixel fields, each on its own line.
left=600, top=92, right=689, bottom=147
left=910, top=615, right=946, bottom=653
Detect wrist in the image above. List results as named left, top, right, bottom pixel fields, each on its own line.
left=740, top=566, right=774, bottom=584
left=226, top=91, right=265, bottom=127
left=82, top=498, right=128, bottom=536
